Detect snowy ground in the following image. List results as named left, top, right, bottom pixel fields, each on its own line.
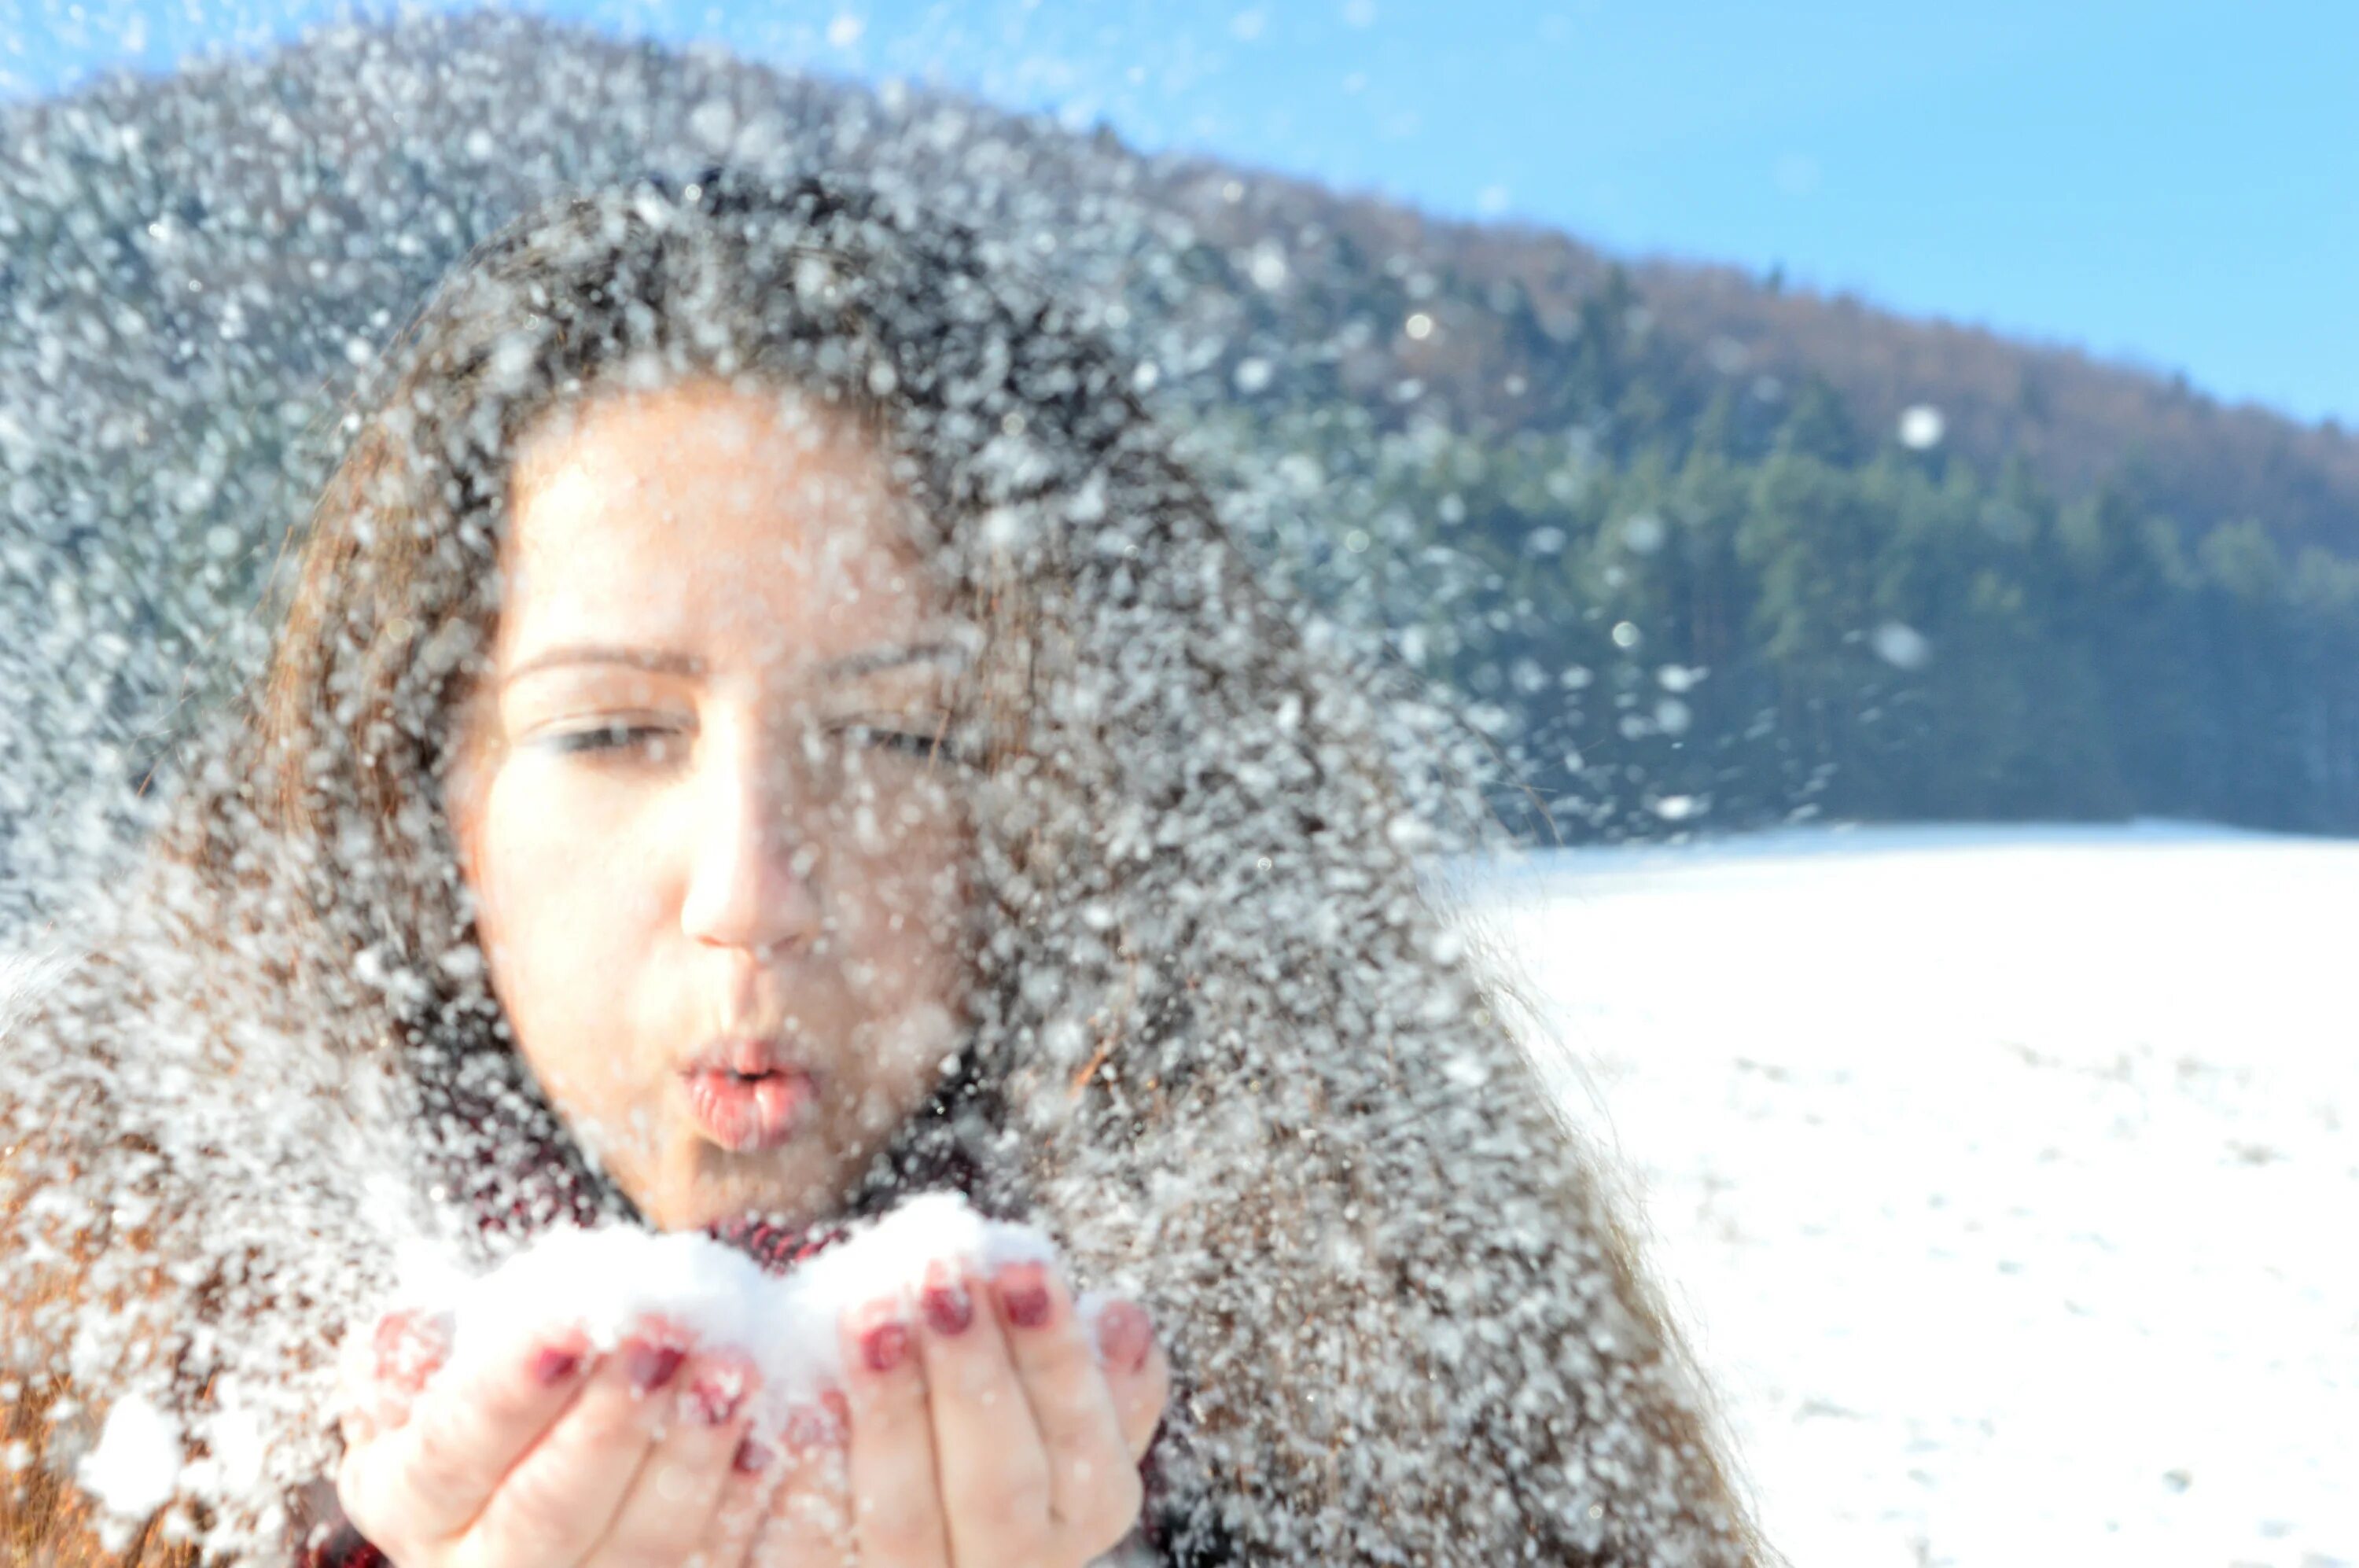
left=1465, top=823, right=2357, bottom=1568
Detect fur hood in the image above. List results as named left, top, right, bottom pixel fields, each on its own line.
left=0, top=172, right=1758, bottom=1566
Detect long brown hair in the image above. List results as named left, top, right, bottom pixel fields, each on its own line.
left=5, top=168, right=1770, bottom=1566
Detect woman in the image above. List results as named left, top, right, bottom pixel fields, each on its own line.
left=0, top=169, right=1764, bottom=1566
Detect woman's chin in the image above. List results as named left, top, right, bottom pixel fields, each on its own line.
left=639, top=1144, right=834, bottom=1235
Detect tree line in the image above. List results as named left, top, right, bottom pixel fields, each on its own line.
left=1208, top=355, right=2359, bottom=841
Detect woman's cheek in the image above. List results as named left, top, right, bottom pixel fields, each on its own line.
left=477, top=770, right=661, bottom=1085
left=837, top=1001, right=961, bottom=1140
left=879, top=817, right=970, bottom=935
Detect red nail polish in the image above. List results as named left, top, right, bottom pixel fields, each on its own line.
left=624, top=1337, right=686, bottom=1393
left=782, top=1403, right=836, bottom=1452
left=686, top=1372, right=745, bottom=1426
left=921, top=1268, right=974, bottom=1336
left=374, top=1310, right=452, bottom=1393
left=859, top=1318, right=911, bottom=1372
left=732, top=1435, right=775, bottom=1474
left=998, top=1263, right=1053, bottom=1329
left=1096, top=1299, right=1154, bottom=1374
left=372, top=1309, right=420, bottom=1364
left=531, top=1345, right=583, bottom=1386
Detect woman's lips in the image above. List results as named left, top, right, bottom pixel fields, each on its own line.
left=683, top=1066, right=818, bottom=1153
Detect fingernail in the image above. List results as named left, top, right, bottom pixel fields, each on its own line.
left=531, top=1345, right=583, bottom=1386
left=921, top=1266, right=973, bottom=1337
left=997, top=1262, right=1053, bottom=1329
left=782, top=1403, right=838, bottom=1452
left=686, top=1371, right=746, bottom=1426
left=1095, top=1298, right=1154, bottom=1375
left=821, top=1389, right=851, bottom=1426
left=624, top=1337, right=686, bottom=1393
left=731, top=1435, right=775, bottom=1474
left=372, top=1309, right=421, bottom=1361
left=859, top=1314, right=911, bottom=1373
left=375, top=1310, right=455, bottom=1391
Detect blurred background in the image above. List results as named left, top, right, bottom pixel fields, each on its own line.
left=2, top=3, right=2353, bottom=1564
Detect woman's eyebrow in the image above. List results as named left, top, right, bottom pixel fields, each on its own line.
left=820, top=641, right=966, bottom=681
left=498, top=641, right=963, bottom=687
left=500, top=645, right=706, bottom=686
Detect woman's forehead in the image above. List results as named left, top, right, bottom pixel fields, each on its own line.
left=494, top=639, right=970, bottom=695
left=498, top=380, right=933, bottom=669
left=508, top=381, right=896, bottom=548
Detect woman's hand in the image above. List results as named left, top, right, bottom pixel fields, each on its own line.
left=734, top=1265, right=1170, bottom=1568
left=337, top=1313, right=773, bottom=1567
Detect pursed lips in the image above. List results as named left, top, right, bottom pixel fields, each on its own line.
left=679, top=1034, right=819, bottom=1153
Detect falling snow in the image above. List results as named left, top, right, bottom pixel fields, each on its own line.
left=0, top=28, right=1756, bottom=1562
left=77, top=1394, right=182, bottom=1533
left=1, top=12, right=2335, bottom=1568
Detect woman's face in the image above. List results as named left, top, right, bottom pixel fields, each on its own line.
left=448, top=378, right=973, bottom=1234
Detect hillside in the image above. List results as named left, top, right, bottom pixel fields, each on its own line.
left=1, top=9, right=2353, bottom=894
left=14, top=11, right=2356, bottom=543
left=1139, top=159, right=2359, bottom=552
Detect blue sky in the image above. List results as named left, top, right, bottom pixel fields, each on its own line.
left=7, top=0, right=2355, bottom=425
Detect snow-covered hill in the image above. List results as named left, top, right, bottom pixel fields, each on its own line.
left=1470, top=823, right=2357, bottom=1568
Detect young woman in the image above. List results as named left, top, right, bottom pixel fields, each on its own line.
left=0, top=170, right=1765, bottom=1566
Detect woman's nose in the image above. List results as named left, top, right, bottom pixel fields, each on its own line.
left=678, top=737, right=823, bottom=959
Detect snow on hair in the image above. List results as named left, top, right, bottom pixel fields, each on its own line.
left=0, top=170, right=1763, bottom=1566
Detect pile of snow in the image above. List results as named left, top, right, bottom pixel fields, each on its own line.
left=1467, top=823, right=2358, bottom=1568
left=387, top=1192, right=1095, bottom=1439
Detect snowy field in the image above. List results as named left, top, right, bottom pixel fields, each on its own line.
left=1466, top=823, right=2357, bottom=1568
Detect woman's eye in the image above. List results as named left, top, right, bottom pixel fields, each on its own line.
left=543, top=721, right=683, bottom=759
left=834, top=718, right=986, bottom=771
left=841, top=723, right=947, bottom=762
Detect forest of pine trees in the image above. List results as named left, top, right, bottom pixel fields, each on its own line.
left=1206, top=271, right=2359, bottom=841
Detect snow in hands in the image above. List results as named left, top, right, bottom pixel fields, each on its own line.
left=362, top=1192, right=1108, bottom=1445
